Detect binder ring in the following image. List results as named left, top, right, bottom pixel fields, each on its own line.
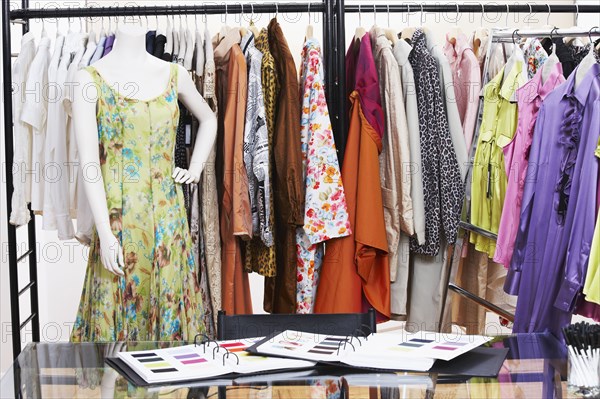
left=213, top=345, right=230, bottom=359
left=223, top=351, right=240, bottom=366
left=193, top=333, right=209, bottom=347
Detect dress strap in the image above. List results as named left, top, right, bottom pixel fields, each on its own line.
left=170, top=63, right=179, bottom=93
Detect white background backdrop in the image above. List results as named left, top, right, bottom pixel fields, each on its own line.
left=1, top=0, right=596, bottom=376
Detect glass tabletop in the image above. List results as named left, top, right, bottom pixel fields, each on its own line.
left=0, top=332, right=579, bottom=399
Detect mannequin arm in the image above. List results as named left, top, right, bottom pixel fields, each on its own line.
left=172, top=64, right=218, bottom=184
left=72, top=69, right=124, bottom=276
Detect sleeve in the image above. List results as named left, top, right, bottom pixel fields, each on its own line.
left=504, top=105, right=545, bottom=294
left=231, top=53, right=253, bottom=239
left=302, top=57, right=351, bottom=245
left=462, top=53, right=482, bottom=151
left=21, top=56, right=48, bottom=132
left=554, top=107, right=600, bottom=312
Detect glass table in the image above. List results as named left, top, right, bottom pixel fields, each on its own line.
left=0, top=332, right=582, bottom=398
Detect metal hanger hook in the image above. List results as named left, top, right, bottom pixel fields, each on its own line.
left=479, top=2, right=484, bottom=25
left=373, top=4, right=377, bottom=25
left=590, top=26, right=599, bottom=43
left=455, top=3, right=459, bottom=26
left=420, top=4, right=424, bottom=25
left=387, top=4, right=390, bottom=27
left=308, top=1, right=311, bottom=26
left=575, top=4, right=579, bottom=25
left=512, top=29, right=520, bottom=45
left=546, top=4, right=551, bottom=26
left=505, top=4, right=509, bottom=27
left=527, top=3, right=532, bottom=28
left=550, top=26, right=558, bottom=40
left=239, top=3, right=243, bottom=26
left=358, top=4, right=362, bottom=26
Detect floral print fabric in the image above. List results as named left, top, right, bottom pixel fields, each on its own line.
left=524, top=39, right=548, bottom=80
left=71, top=64, right=205, bottom=342
left=295, top=38, right=351, bottom=313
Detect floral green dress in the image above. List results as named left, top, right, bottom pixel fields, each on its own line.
left=71, top=64, right=205, bottom=342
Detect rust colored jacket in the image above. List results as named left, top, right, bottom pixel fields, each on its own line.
left=214, top=28, right=253, bottom=314
left=263, top=18, right=305, bottom=313
left=315, top=91, right=391, bottom=318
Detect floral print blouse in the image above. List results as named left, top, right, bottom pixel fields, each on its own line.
left=295, top=38, right=351, bottom=314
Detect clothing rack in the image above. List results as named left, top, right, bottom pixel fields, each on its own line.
left=3, top=1, right=600, bottom=361
left=3, top=0, right=336, bottom=360
left=446, top=25, right=600, bottom=330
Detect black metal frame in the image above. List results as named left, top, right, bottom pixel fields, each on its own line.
left=3, top=0, right=599, bottom=361
left=3, top=1, right=334, bottom=361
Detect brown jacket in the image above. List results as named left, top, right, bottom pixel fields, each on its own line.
left=214, top=28, right=253, bottom=314
left=315, top=91, right=391, bottom=318
left=263, top=19, right=305, bottom=313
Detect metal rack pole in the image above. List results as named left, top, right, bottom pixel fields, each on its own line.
left=343, top=4, right=600, bottom=13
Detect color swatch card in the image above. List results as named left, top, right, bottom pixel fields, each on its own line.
left=115, top=337, right=315, bottom=384
left=248, top=330, right=492, bottom=372
left=342, top=331, right=493, bottom=364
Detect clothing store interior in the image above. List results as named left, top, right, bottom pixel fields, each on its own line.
left=1, top=0, right=600, bottom=397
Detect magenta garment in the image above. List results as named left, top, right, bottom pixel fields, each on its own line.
left=494, top=63, right=565, bottom=267
left=443, top=31, right=481, bottom=150
left=354, top=35, right=384, bottom=138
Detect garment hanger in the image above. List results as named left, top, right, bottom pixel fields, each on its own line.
left=305, top=1, right=314, bottom=40
left=240, top=4, right=248, bottom=37
left=472, top=3, right=487, bottom=55
left=249, top=4, right=260, bottom=37
left=502, top=29, right=524, bottom=86
left=564, top=5, right=584, bottom=45
left=542, top=27, right=560, bottom=84
left=384, top=4, right=398, bottom=44
left=447, top=3, right=463, bottom=44
left=575, top=26, right=600, bottom=89
left=220, top=3, right=229, bottom=38
left=354, top=4, right=366, bottom=39
left=400, top=4, right=419, bottom=40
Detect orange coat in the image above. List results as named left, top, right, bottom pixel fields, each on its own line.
left=315, top=91, right=390, bottom=318
left=214, top=29, right=253, bottom=315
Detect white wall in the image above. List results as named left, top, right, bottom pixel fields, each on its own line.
left=0, top=0, right=587, bottom=377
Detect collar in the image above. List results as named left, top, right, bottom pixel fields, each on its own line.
left=393, top=39, right=412, bottom=65
left=370, top=26, right=391, bottom=57
left=213, top=27, right=241, bottom=63
left=517, top=62, right=564, bottom=104
left=444, top=31, right=470, bottom=64
left=487, top=60, right=525, bottom=101
left=562, top=63, right=600, bottom=105
left=240, top=31, right=255, bottom=53
left=21, top=31, right=35, bottom=46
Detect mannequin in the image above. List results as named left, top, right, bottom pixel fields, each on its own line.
left=72, top=24, right=217, bottom=276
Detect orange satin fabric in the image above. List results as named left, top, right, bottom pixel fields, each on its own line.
left=315, top=91, right=390, bottom=318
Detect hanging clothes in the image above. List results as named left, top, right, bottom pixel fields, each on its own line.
left=21, top=33, right=50, bottom=214
left=89, top=32, right=106, bottom=65
left=494, top=62, right=565, bottom=267
left=371, top=28, right=414, bottom=279
left=263, top=18, right=305, bottom=314
left=244, top=28, right=279, bottom=279
left=145, top=30, right=156, bottom=54
left=470, top=61, right=526, bottom=258
left=102, top=34, right=115, bottom=56
left=583, top=140, right=600, bottom=305
left=541, top=37, right=576, bottom=78
left=213, top=27, right=253, bottom=315
left=295, top=37, right=351, bottom=314
left=9, top=32, right=36, bottom=226
left=199, top=27, right=222, bottom=323
left=315, top=34, right=390, bottom=319
left=523, top=38, right=548, bottom=80
left=443, top=30, right=481, bottom=150
left=241, top=32, right=272, bottom=246
left=390, top=38, right=425, bottom=318
left=153, top=32, right=166, bottom=59
left=506, top=64, right=600, bottom=335
left=408, top=29, right=464, bottom=256
left=72, top=64, right=206, bottom=341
